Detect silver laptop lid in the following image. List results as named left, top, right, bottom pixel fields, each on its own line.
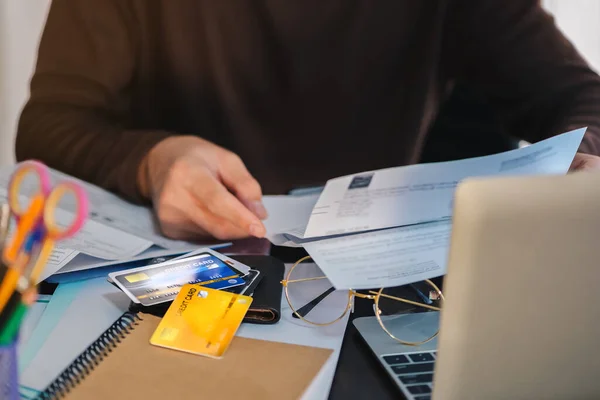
left=433, top=171, right=600, bottom=400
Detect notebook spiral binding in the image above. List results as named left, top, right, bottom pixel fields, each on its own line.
left=35, top=311, right=143, bottom=400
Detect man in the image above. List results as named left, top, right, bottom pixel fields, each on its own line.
left=16, top=0, right=600, bottom=241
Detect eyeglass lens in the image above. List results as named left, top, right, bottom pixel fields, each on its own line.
left=285, top=262, right=350, bottom=325
left=376, top=281, right=441, bottom=343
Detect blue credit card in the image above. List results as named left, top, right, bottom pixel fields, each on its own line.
left=204, top=277, right=245, bottom=290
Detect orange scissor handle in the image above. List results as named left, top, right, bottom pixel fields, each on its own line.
left=8, top=161, right=51, bottom=217
left=3, top=194, right=45, bottom=265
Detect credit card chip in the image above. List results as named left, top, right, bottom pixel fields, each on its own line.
left=125, top=272, right=150, bottom=283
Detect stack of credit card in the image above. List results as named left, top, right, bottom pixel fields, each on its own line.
left=108, top=248, right=261, bottom=306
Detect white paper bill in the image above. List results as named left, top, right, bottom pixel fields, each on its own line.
left=303, top=220, right=452, bottom=289
left=44, top=248, right=79, bottom=272
left=55, top=208, right=153, bottom=259
left=303, top=128, right=585, bottom=238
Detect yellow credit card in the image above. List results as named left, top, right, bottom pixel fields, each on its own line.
left=150, top=284, right=252, bottom=359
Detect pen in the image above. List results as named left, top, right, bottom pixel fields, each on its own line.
left=0, top=288, right=22, bottom=331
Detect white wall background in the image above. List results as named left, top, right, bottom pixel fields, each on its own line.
left=543, top=0, right=600, bottom=73
left=0, top=1, right=599, bottom=166
left=0, top=0, right=50, bottom=166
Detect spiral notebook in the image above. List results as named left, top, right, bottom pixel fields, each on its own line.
left=36, top=310, right=332, bottom=399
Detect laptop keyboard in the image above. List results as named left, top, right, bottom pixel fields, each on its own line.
left=382, top=351, right=436, bottom=400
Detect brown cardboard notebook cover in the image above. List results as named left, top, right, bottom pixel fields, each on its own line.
left=65, top=314, right=332, bottom=400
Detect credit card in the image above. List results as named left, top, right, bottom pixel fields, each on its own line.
left=223, top=269, right=262, bottom=296
left=150, top=285, right=252, bottom=359
left=124, top=276, right=246, bottom=305
left=108, top=252, right=248, bottom=306
left=106, top=253, right=186, bottom=285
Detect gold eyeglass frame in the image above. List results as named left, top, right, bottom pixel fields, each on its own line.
left=281, top=255, right=445, bottom=346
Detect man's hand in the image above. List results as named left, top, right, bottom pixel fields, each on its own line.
left=569, top=152, right=600, bottom=172
left=138, top=136, right=268, bottom=241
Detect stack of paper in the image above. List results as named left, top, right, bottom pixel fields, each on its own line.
left=0, top=166, right=228, bottom=283
left=263, top=128, right=586, bottom=289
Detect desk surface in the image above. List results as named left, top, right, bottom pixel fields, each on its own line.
left=328, top=302, right=402, bottom=400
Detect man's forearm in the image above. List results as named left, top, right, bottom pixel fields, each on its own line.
left=16, top=102, right=171, bottom=203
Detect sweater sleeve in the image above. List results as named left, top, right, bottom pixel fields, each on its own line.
left=445, top=0, right=600, bottom=155
left=15, top=0, right=171, bottom=203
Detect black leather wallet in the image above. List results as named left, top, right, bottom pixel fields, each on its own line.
left=230, top=255, right=284, bottom=324
left=129, top=255, right=284, bottom=325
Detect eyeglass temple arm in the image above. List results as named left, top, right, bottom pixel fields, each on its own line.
left=369, top=291, right=441, bottom=312
left=292, top=286, right=336, bottom=319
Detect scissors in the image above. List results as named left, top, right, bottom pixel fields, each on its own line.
left=0, top=160, right=88, bottom=314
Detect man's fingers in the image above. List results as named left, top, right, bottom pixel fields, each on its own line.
left=218, top=152, right=268, bottom=219
left=189, top=168, right=266, bottom=237
left=185, top=205, right=252, bottom=240
left=158, top=193, right=251, bottom=240
left=240, top=198, right=268, bottom=220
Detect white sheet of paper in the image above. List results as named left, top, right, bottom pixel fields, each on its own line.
left=56, top=209, right=153, bottom=259
left=40, top=248, right=79, bottom=271
left=0, top=188, right=153, bottom=263
left=236, top=263, right=349, bottom=400
left=53, top=246, right=194, bottom=275
left=303, top=220, right=452, bottom=290
left=303, top=128, right=585, bottom=238
left=262, top=194, right=319, bottom=246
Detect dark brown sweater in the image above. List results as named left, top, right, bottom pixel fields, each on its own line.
left=16, top=0, right=600, bottom=203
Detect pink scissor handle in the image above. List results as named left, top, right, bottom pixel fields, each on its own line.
left=44, top=181, right=89, bottom=240
left=8, top=160, right=52, bottom=218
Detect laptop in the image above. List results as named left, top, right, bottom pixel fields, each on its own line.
left=354, top=171, right=600, bottom=400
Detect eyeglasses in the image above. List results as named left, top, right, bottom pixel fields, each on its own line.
left=280, top=256, right=444, bottom=346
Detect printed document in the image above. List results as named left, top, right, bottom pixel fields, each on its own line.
left=303, top=128, right=585, bottom=238
left=303, top=220, right=452, bottom=290
left=263, top=128, right=584, bottom=244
